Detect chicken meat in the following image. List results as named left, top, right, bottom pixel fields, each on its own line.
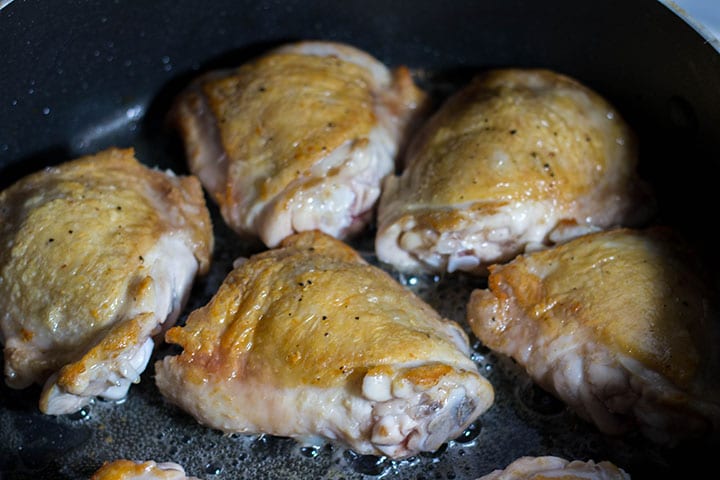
left=467, top=227, right=720, bottom=444
left=0, top=148, right=213, bottom=415
left=90, top=460, right=200, bottom=480
left=155, top=231, right=493, bottom=459
left=476, top=456, right=630, bottom=480
left=376, top=69, right=653, bottom=275
left=172, top=40, right=426, bottom=248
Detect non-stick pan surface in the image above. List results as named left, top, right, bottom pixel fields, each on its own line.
left=1, top=1, right=720, bottom=479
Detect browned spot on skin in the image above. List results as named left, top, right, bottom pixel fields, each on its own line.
left=134, top=276, right=153, bottom=297
left=287, top=351, right=302, bottom=365
left=56, top=313, right=150, bottom=391
left=57, top=362, right=88, bottom=388
left=90, top=459, right=175, bottom=480
left=367, top=364, right=394, bottom=377
left=21, top=328, right=34, bottom=342
left=402, top=364, right=453, bottom=388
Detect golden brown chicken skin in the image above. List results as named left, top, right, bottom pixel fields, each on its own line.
left=155, top=231, right=493, bottom=459
left=467, top=227, right=720, bottom=444
left=376, top=69, right=652, bottom=275
left=0, top=148, right=213, bottom=414
left=173, top=40, right=425, bottom=248
left=90, top=459, right=200, bottom=480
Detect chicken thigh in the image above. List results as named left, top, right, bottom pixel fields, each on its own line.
left=155, top=231, right=493, bottom=459
left=0, top=148, right=213, bottom=415
left=172, top=40, right=426, bottom=248
left=376, top=69, right=652, bottom=275
left=91, top=460, right=200, bottom=480
left=467, top=228, right=720, bottom=444
left=477, top=456, right=630, bottom=480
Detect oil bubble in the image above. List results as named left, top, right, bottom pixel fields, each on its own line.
left=453, top=422, right=481, bottom=444
left=299, top=445, right=319, bottom=458
left=343, top=450, right=389, bottom=476
left=125, top=105, right=142, bottom=120
left=470, top=351, right=485, bottom=363
left=68, top=406, right=91, bottom=421
left=204, top=463, right=222, bottom=475
left=405, top=275, right=419, bottom=286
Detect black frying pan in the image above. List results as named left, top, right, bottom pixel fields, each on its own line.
left=1, top=1, right=720, bottom=479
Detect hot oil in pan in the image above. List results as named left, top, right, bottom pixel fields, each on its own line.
left=0, top=70, right=711, bottom=480
left=0, top=254, right=661, bottom=480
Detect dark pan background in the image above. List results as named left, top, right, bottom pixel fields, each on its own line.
left=1, top=1, right=720, bottom=479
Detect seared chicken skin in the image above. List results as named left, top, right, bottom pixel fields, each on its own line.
left=477, top=456, right=630, bottom=480
left=0, top=148, right=213, bottom=415
left=155, top=231, right=493, bottom=459
left=467, top=228, right=720, bottom=444
left=90, top=460, right=200, bottom=480
left=376, top=69, right=652, bottom=275
left=173, top=40, right=426, bottom=248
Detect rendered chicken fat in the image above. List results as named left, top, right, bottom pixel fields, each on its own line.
left=376, top=68, right=653, bottom=275
left=0, top=148, right=213, bottom=415
left=173, top=40, right=426, bottom=247
left=155, top=231, right=493, bottom=458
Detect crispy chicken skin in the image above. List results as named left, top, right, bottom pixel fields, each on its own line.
left=172, top=40, right=426, bottom=248
left=376, top=69, right=652, bottom=275
left=90, top=459, right=200, bottom=480
left=476, top=456, right=630, bottom=480
left=467, top=228, right=720, bottom=444
left=0, top=148, right=213, bottom=415
left=155, top=231, right=493, bottom=459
